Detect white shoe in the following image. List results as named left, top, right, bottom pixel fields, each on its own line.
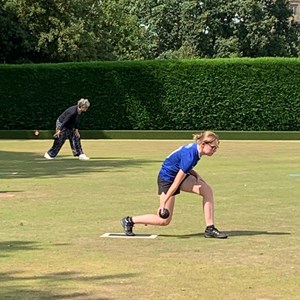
left=44, top=152, right=54, bottom=159
left=79, top=154, right=90, bottom=160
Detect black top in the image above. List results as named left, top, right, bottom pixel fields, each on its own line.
left=58, top=105, right=80, bottom=130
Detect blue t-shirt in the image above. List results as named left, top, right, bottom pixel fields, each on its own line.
left=158, top=143, right=201, bottom=182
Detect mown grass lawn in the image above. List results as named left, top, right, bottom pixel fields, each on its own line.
left=1, top=139, right=299, bottom=300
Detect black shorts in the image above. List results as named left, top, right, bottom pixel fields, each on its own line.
left=157, top=175, right=190, bottom=196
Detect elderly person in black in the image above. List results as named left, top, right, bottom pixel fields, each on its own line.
left=44, top=98, right=90, bottom=160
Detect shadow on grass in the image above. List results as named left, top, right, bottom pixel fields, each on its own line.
left=0, top=270, right=138, bottom=282
left=0, top=150, right=160, bottom=179
left=0, top=191, right=24, bottom=193
left=159, top=230, right=291, bottom=238
left=0, top=270, right=138, bottom=300
left=225, top=230, right=291, bottom=236
left=0, top=241, right=69, bottom=257
left=0, top=241, right=42, bottom=252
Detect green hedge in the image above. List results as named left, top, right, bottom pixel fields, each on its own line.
left=1, top=58, right=300, bottom=131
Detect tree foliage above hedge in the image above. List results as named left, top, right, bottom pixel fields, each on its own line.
left=0, top=0, right=299, bottom=63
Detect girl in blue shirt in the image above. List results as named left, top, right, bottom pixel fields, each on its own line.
left=121, top=131, right=227, bottom=239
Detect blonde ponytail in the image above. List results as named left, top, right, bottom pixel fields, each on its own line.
left=193, top=131, right=219, bottom=145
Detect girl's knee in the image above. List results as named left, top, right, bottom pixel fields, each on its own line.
left=158, top=217, right=172, bottom=226
left=200, top=183, right=213, bottom=197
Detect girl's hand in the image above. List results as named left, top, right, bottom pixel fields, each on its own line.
left=157, top=205, right=169, bottom=219
left=158, top=204, right=165, bottom=214
left=157, top=194, right=168, bottom=215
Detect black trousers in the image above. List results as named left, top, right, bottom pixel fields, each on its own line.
left=47, top=128, right=83, bottom=158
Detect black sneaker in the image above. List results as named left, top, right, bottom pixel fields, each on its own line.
left=204, top=226, right=228, bottom=239
left=120, top=216, right=135, bottom=236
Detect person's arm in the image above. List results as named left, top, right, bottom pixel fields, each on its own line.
left=160, top=169, right=187, bottom=208
left=74, top=128, right=80, bottom=138
left=74, top=117, right=80, bottom=137
left=54, top=128, right=61, bottom=138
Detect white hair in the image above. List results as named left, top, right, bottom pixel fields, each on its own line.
left=77, top=98, right=90, bottom=108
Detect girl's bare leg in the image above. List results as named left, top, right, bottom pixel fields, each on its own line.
left=180, top=175, right=214, bottom=226
left=132, top=194, right=176, bottom=226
